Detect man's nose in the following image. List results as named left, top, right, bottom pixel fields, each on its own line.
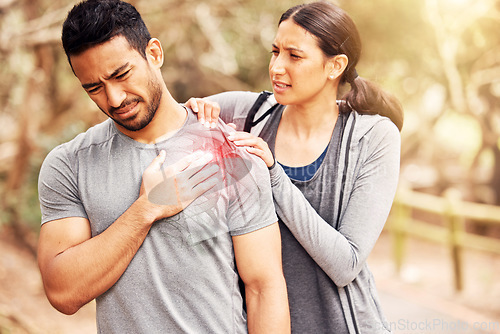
left=105, top=84, right=126, bottom=109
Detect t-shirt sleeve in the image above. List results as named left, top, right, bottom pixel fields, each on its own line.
left=38, top=145, right=88, bottom=225
left=200, top=93, right=277, bottom=234
left=220, top=134, right=277, bottom=236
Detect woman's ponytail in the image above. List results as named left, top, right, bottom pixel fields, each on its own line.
left=282, top=2, right=404, bottom=131
left=342, top=74, right=404, bottom=131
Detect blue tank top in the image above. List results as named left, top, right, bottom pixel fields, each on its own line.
left=279, top=145, right=329, bottom=181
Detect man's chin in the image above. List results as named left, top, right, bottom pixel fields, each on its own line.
left=112, top=117, right=148, bottom=132
left=106, top=101, right=158, bottom=133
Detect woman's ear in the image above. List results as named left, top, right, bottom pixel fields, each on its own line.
left=327, top=54, right=348, bottom=81
left=146, top=38, right=164, bottom=68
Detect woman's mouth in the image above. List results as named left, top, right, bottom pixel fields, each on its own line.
left=273, top=81, right=290, bottom=92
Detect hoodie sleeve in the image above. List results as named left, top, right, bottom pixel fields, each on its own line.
left=269, top=119, right=400, bottom=287
left=206, top=91, right=260, bottom=130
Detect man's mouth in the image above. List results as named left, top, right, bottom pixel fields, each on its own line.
left=111, top=100, right=140, bottom=118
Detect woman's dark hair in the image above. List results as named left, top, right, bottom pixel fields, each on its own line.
left=280, top=2, right=403, bottom=131
left=62, top=0, right=151, bottom=64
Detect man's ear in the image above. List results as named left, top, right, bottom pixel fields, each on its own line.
left=146, top=38, right=164, bottom=68
left=327, top=54, right=348, bottom=81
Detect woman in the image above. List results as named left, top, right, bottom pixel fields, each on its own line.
left=189, top=2, right=402, bottom=333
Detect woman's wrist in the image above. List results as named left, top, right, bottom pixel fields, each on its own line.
left=268, top=159, right=276, bottom=170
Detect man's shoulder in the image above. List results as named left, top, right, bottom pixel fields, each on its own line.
left=182, top=110, right=268, bottom=181
left=50, top=119, right=115, bottom=153
left=43, top=119, right=116, bottom=167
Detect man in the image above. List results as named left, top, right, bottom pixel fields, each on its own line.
left=37, top=0, right=290, bottom=333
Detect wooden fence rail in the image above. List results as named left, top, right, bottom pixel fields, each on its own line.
left=386, top=187, right=500, bottom=292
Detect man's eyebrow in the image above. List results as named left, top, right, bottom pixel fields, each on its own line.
left=105, top=63, right=130, bottom=80
left=81, top=63, right=130, bottom=90
left=82, top=81, right=100, bottom=90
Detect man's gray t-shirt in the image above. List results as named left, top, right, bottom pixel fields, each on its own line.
left=38, top=109, right=278, bottom=333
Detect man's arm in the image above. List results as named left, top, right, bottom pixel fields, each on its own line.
left=37, top=151, right=218, bottom=315
left=232, top=222, right=290, bottom=334
left=37, top=198, right=157, bottom=315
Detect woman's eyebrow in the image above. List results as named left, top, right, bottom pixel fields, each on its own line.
left=272, top=43, right=304, bottom=53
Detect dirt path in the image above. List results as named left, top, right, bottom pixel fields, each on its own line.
left=369, top=233, right=500, bottom=333
left=0, top=227, right=96, bottom=334
left=0, top=227, right=498, bottom=333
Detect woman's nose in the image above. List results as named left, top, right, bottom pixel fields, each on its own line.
left=269, top=55, right=286, bottom=76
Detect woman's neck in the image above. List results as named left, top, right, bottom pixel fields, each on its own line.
left=275, top=98, right=339, bottom=167
left=280, top=99, right=339, bottom=139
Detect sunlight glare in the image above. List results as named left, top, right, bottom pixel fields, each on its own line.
left=439, top=0, right=473, bottom=8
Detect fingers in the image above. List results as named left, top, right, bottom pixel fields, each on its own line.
left=198, top=99, right=220, bottom=128
left=227, top=131, right=248, bottom=141
left=170, top=151, right=207, bottom=173
left=186, top=161, right=220, bottom=195
left=180, top=151, right=214, bottom=174
left=227, top=132, right=275, bottom=167
left=227, top=131, right=264, bottom=148
left=176, top=158, right=220, bottom=208
left=144, top=150, right=166, bottom=174
left=207, top=102, right=221, bottom=128
left=150, top=150, right=215, bottom=182
left=185, top=97, right=199, bottom=112
left=245, top=147, right=266, bottom=159
left=245, top=147, right=275, bottom=168
left=190, top=175, right=218, bottom=199
left=227, top=131, right=254, bottom=140
left=174, top=151, right=219, bottom=190
left=227, top=123, right=237, bottom=130
left=184, top=97, right=220, bottom=128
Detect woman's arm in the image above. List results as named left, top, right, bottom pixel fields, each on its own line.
left=229, top=119, right=400, bottom=287
left=185, top=91, right=263, bottom=130
left=269, top=120, right=400, bottom=286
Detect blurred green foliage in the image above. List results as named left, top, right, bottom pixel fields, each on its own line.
left=0, top=0, right=499, bottom=236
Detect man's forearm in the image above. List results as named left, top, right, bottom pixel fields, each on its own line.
left=245, top=279, right=290, bottom=334
left=39, top=196, right=159, bottom=315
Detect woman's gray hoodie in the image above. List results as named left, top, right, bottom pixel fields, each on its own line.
left=210, top=91, right=400, bottom=333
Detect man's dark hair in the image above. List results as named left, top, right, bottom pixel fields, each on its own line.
left=62, top=0, right=151, bottom=63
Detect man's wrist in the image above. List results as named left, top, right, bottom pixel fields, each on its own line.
left=135, top=195, right=164, bottom=224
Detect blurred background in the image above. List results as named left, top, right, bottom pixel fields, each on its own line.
left=0, top=0, right=499, bottom=333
